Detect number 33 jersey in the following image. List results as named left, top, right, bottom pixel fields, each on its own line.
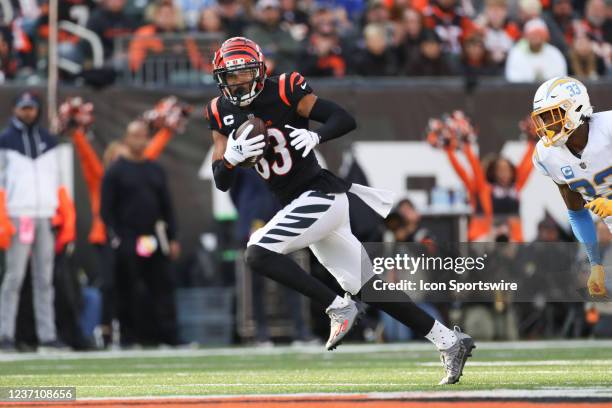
left=204, top=72, right=349, bottom=205
left=533, top=110, right=612, bottom=232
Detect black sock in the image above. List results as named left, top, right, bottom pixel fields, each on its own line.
left=245, top=245, right=337, bottom=307
left=358, top=276, right=435, bottom=337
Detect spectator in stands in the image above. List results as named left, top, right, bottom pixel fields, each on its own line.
left=123, top=0, right=149, bottom=24
left=128, top=2, right=211, bottom=79
left=279, top=0, right=309, bottom=41
left=0, top=28, right=16, bottom=83
left=516, top=0, right=542, bottom=24
left=388, top=0, right=412, bottom=21
left=460, top=29, right=502, bottom=78
left=198, top=7, right=226, bottom=35
left=101, top=120, right=180, bottom=347
left=404, top=29, right=455, bottom=75
left=422, top=0, right=476, bottom=56
left=575, top=0, right=612, bottom=70
left=333, top=6, right=359, bottom=39
left=320, top=0, right=367, bottom=20
left=386, top=199, right=433, bottom=243
left=86, top=0, right=137, bottom=59
left=216, top=0, right=249, bottom=37
left=398, top=8, right=425, bottom=68
left=477, top=0, right=521, bottom=68
left=298, top=6, right=347, bottom=77
left=178, top=0, right=216, bottom=29
left=578, top=0, right=612, bottom=43
left=568, top=34, right=606, bottom=78
left=505, top=18, right=567, bottom=82
left=437, top=111, right=535, bottom=241
left=363, top=0, right=392, bottom=26
left=311, top=4, right=353, bottom=40
left=0, top=92, right=75, bottom=352
left=299, top=33, right=347, bottom=77
left=361, top=0, right=397, bottom=47
left=143, top=0, right=186, bottom=28
left=542, top=0, right=576, bottom=55
left=351, top=23, right=399, bottom=75
left=485, top=155, right=530, bottom=220
left=244, top=0, right=300, bottom=74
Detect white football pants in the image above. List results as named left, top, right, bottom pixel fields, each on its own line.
left=247, top=185, right=394, bottom=295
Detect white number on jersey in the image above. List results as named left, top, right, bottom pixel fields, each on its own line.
left=255, top=128, right=293, bottom=179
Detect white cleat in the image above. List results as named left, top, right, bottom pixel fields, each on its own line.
left=438, top=326, right=475, bottom=385
left=325, top=293, right=361, bottom=351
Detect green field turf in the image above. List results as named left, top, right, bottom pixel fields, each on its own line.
left=0, top=341, right=610, bottom=398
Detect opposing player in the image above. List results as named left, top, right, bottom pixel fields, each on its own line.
left=204, top=37, right=475, bottom=385
left=531, top=76, right=611, bottom=297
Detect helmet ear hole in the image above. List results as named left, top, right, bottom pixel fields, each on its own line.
left=575, top=105, right=583, bottom=112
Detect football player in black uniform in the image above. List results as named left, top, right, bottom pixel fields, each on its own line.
left=205, top=37, right=475, bottom=384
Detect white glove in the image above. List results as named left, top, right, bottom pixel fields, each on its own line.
left=224, top=124, right=266, bottom=166
left=285, top=125, right=320, bottom=158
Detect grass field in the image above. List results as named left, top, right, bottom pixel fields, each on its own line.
left=0, top=340, right=611, bottom=407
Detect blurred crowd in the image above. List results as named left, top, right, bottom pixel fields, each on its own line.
left=0, top=0, right=611, bottom=84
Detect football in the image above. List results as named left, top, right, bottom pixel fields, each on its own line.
left=235, top=117, right=268, bottom=168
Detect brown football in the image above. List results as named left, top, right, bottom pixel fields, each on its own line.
left=235, top=117, right=268, bottom=168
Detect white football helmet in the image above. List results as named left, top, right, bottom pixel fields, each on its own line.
left=531, top=76, right=593, bottom=147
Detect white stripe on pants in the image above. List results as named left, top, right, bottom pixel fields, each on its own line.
left=0, top=217, right=57, bottom=342
left=247, top=191, right=373, bottom=295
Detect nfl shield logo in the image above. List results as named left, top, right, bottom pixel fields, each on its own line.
left=561, top=166, right=574, bottom=179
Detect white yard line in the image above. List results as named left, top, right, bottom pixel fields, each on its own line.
left=420, top=360, right=612, bottom=367
left=368, top=388, right=612, bottom=400
left=70, top=387, right=612, bottom=401
left=0, top=340, right=611, bottom=362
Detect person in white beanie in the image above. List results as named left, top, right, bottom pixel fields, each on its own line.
left=505, top=18, right=567, bottom=82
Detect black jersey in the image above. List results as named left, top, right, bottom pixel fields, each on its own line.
left=205, top=72, right=349, bottom=205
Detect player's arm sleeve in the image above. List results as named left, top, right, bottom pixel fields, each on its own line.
left=282, top=71, right=356, bottom=141
left=205, top=99, right=237, bottom=191
left=308, top=97, right=356, bottom=143
left=568, top=208, right=601, bottom=266
left=212, top=159, right=236, bottom=192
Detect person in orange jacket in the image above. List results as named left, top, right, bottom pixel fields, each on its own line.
left=428, top=111, right=535, bottom=242
left=0, top=92, right=75, bottom=351
left=65, top=97, right=186, bottom=247
left=62, top=96, right=188, bottom=347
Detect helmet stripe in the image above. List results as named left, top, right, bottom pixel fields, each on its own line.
left=546, top=77, right=571, bottom=98
left=223, top=50, right=259, bottom=61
